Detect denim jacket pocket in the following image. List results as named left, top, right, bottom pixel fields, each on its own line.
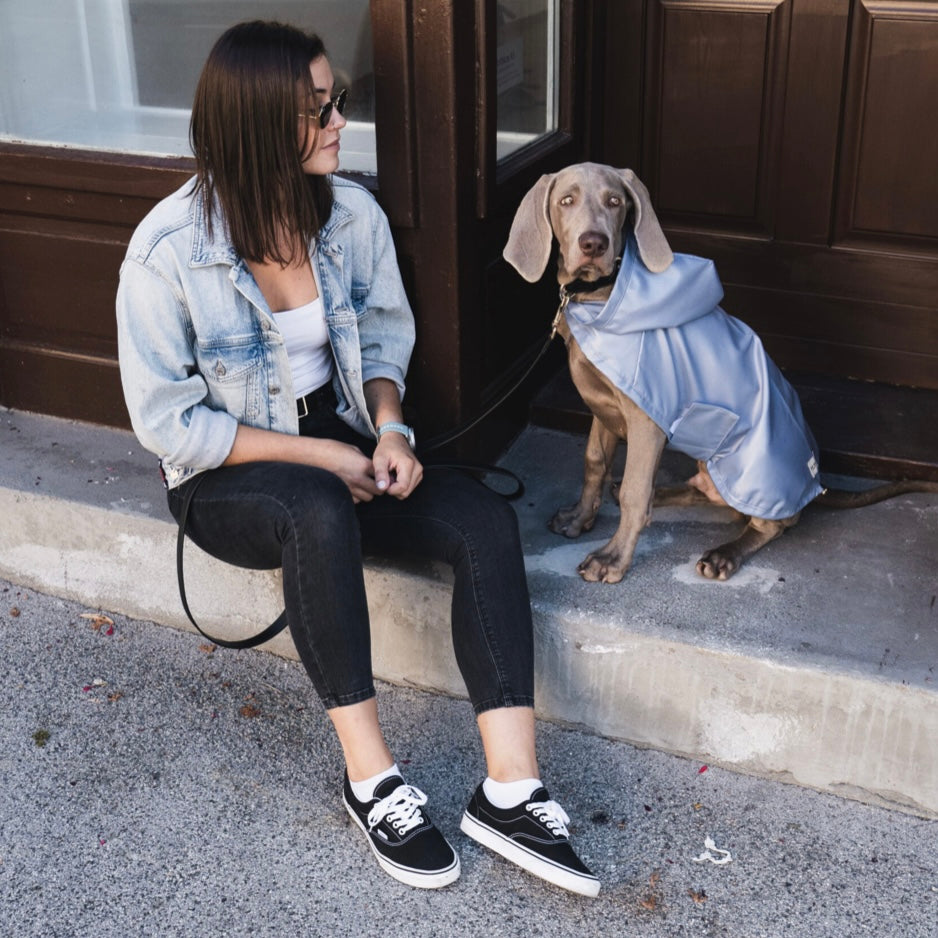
left=194, top=334, right=262, bottom=421
left=668, top=402, right=739, bottom=461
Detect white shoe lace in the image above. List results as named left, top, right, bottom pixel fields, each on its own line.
left=367, top=784, right=428, bottom=836
left=526, top=799, right=571, bottom=838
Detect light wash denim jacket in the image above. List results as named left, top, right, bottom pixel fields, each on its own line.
left=116, top=175, right=415, bottom=489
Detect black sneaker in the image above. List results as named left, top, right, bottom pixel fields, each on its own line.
left=343, top=772, right=460, bottom=889
left=460, top=784, right=600, bottom=897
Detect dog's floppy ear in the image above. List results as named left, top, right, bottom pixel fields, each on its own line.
left=618, top=169, right=674, bottom=273
left=503, top=172, right=556, bottom=282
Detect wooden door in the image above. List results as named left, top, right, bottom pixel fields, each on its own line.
left=603, top=0, right=938, bottom=392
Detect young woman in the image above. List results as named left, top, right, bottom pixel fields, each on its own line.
left=116, top=20, right=598, bottom=897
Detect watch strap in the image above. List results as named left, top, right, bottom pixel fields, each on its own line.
left=376, top=421, right=415, bottom=448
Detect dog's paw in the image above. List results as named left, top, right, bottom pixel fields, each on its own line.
left=695, top=549, right=740, bottom=581
left=548, top=505, right=595, bottom=538
left=577, top=550, right=628, bottom=584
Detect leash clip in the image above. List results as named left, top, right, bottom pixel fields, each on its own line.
left=551, top=286, right=571, bottom=340
left=552, top=256, right=622, bottom=339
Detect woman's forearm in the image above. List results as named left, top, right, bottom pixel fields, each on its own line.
left=363, top=377, right=404, bottom=431
left=222, top=423, right=383, bottom=502
left=222, top=423, right=325, bottom=466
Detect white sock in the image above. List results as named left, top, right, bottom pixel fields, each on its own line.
left=349, top=763, right=400, bottom=803
left=483, top=776, right=542, bottom=809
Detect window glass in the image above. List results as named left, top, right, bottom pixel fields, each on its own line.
left=495, top=0, right=559, bottom=160
left=0, top=0, right=376, bottom=172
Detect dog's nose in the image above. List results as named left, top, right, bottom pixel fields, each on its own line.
left=578, top=230, right=609, bottom=257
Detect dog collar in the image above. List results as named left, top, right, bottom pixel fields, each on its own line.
left=551, top=259, right=623, bottom=340
left=559, top=257, right=622, bottom=301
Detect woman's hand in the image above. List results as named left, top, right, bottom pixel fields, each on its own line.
left=315, top=437, right=385, bottom=503
left=372, top=432, right=423, bottom=499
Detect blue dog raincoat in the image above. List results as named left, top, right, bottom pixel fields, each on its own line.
left=565, top=235, right=823, bottom=519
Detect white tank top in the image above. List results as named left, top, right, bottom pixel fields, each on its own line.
left=273, top=296, right=334, bottom=397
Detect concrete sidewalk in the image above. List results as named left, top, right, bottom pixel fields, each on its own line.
left=2, top=583, right=936, bottom=937
left=1, top=406, right=937, bottom=820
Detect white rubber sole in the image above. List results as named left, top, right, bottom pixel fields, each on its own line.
left=343, top=798, right=461, bottom=889
left=460, top=811, right=600, bottom=898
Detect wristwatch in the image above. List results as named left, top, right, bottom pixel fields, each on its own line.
left=376, top=421, right=416, bottom=450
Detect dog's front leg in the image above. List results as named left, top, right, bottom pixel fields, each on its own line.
left=549, top=417, right=618, bottom=538
left=578, top=418, right=666, bottom=583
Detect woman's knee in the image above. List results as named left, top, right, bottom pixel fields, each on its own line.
left=277, top=464, right=357, bottom=535
left=424, top=470, right=524, bottom=563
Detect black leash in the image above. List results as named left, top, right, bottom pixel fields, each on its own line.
left=418, top=331, right=557, bottom=457
left=416, top=261, right=620, bottom=489
left=416, top=329, right=560, bottom=500
left=174, top=267, right=620, bottom=648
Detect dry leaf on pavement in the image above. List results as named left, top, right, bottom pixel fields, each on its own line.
left=80, top=613, right=114, bottom=632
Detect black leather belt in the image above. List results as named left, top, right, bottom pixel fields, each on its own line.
left=296, top=383, right=335, bottom=418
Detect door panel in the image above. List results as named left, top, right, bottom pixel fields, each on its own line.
left=644, top=0, right=789, bottom=234
left=836, top=0, right=938, bottom=249
left=0, top=148, right=191, bottom=425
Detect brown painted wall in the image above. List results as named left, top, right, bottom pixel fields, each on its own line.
left=0, top=148, right=191, bottom=426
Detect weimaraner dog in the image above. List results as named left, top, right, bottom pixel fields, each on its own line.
left=505, top=162, right=937, bottom=583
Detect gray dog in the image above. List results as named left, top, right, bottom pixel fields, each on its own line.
left=505, top=162, right=936, bottom=582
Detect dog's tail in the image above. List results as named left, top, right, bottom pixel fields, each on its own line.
left=816, top=479, right=938, bottom=509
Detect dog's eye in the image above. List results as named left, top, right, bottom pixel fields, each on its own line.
left=607, top=196, right=622, bottom=207
left=559, top=195, right=575, bottom=206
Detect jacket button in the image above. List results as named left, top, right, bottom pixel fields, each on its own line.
left=269, top=387, right=281, bottom=395
left=214, top=361, right=226, bottom=377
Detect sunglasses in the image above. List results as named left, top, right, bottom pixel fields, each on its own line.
left=299, top=88, right=348, bottom=129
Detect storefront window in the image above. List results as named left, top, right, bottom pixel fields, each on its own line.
left=0, top=0, right=377, bottom=172
left=495, top=0, right=559, bottom=160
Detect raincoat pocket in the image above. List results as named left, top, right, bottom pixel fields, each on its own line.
left=668, top=402, right=739, bottom=461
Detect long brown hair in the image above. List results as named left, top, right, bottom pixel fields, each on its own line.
left=190, top=20, right=334, bottom=264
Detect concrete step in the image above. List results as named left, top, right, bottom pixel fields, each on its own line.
left=2, top=408, right=936, bottom=817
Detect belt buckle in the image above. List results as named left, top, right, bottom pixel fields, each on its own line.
left=297, top=394, right=309, bottom=419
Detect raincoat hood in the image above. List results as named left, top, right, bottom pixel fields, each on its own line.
left=566, top=233, right=724, bottom=337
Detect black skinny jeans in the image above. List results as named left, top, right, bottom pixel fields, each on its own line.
left=167, top=400, right=534, bottom=713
